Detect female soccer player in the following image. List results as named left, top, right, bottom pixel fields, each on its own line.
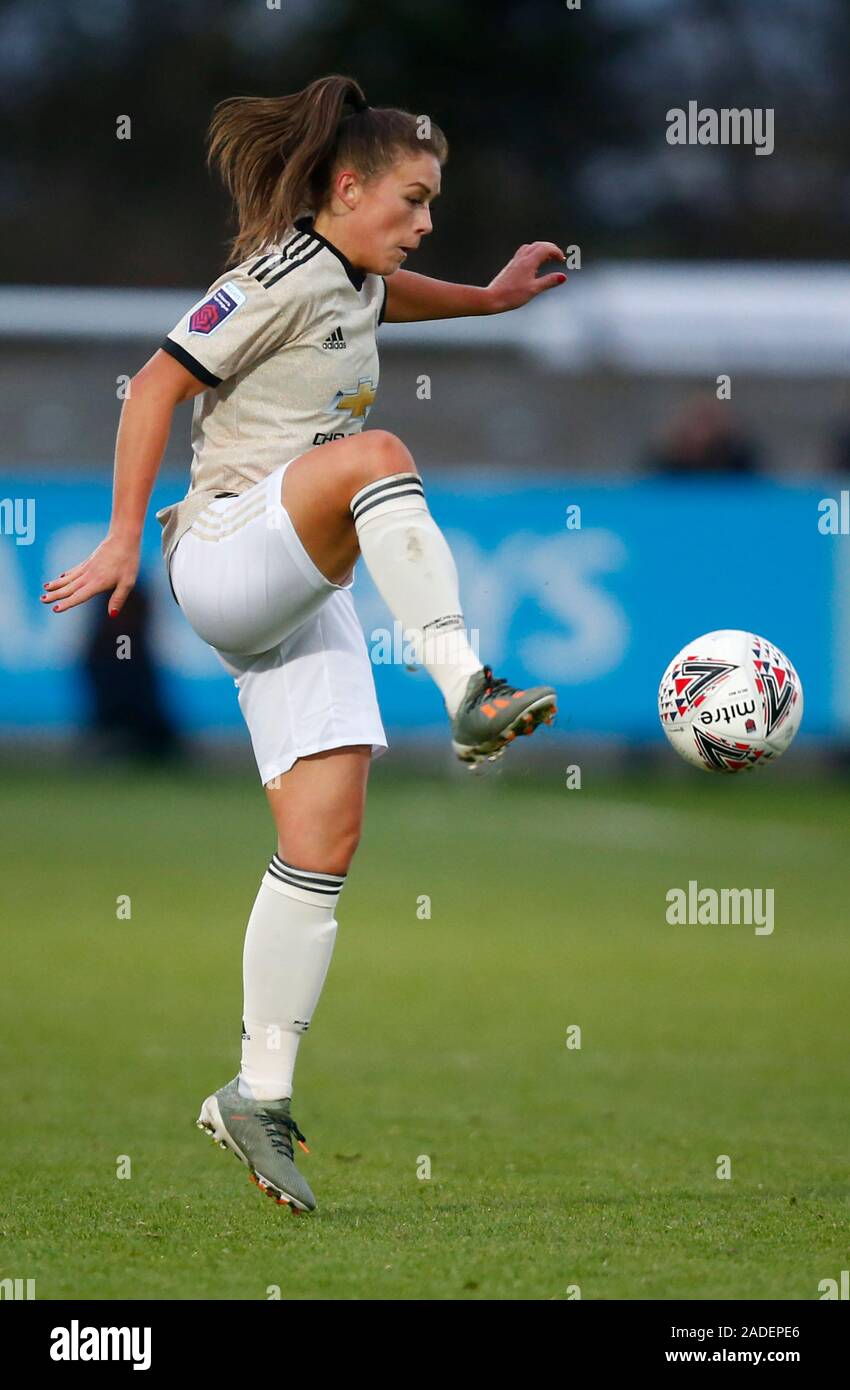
left=42, top=75, right=565, bottom=1213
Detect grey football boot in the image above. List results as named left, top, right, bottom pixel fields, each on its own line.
left=197, top=1077, right=316, bottom=1213
left=451, top=664, right=557, bottom=765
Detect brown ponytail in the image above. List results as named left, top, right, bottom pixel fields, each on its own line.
left=207, top=73, right=448, bottom=265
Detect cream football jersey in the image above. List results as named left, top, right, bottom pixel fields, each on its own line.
left=155, top=214, right=388, bottom=565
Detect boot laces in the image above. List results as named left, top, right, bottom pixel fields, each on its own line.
left=258, top=1108, right=310, bottom=1157
left=470, top=664, right=511, bottom=707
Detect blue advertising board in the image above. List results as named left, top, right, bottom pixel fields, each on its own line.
left=1, top=472, right=846, bottom=739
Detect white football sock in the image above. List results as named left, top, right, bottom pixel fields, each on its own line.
left=238, top=855, right=345, bottom=1102
left=351, top=473, right=483, bottom=717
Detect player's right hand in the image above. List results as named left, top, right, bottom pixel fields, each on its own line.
left=41, top=532, right=140, bottom=617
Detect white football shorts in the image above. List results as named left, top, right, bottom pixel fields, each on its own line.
left=168, top=458, right=388, bottom=786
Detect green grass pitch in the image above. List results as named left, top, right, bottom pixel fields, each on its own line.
left=1, top=758, right=847, bottom=1300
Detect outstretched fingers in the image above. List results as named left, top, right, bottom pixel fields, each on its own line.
left=41, top=574, right=97, bottom=613
left=41, top=578, right=82, bottom=604
left=43, top=559, right=87, bottom=591
left=40, top=532, right=140, bottom=617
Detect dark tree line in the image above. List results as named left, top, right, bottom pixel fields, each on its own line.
left=2, top=0, right=848, bottom=286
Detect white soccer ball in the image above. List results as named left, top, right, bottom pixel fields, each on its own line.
left=658, top=629, right=803, bottom=773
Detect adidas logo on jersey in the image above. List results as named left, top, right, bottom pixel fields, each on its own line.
left=322, top=326, right=347, bottom=349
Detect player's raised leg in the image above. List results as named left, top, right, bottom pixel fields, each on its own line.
left=197, top=745, right=370, bottom=1213
left=281, top=429, right=557, bottom=763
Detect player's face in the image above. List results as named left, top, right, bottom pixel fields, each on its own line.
left=352, top=153, right=441, bottom=274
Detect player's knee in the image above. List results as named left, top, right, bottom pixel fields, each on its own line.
left=278, top=820, right=362, bottom=877
left=355, top=429, right=418, bottom=485
left=327, top=822, right=363, bottom=874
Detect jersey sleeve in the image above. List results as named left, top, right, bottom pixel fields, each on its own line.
left=160, top=266, right=309, bottom=387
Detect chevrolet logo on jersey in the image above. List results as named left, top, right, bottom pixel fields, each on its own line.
left=332, top=378, right=376, bottom=423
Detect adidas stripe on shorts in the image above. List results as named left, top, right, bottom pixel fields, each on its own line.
left=169, top=457, right=388, bottom=785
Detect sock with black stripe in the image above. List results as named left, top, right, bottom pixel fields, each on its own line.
left=237, top=854, right=345, bottom=1101
left=351, top=472, right=482, bottom=717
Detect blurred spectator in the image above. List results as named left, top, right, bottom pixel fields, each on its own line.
left=644, top=395, right=760, bottom=477
left=80, top=580, right=183, bottom=764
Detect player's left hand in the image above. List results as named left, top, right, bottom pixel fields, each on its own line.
left=485, top=242, right=568, bottom=313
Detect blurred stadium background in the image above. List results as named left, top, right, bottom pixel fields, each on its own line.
left=1, top=0, right=849, bottom=1302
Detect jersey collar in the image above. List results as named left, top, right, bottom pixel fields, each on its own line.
left=294, top=214, right=366, bottom=291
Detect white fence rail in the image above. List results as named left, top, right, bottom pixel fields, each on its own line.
left=2, top=264, right=849, bottom=375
